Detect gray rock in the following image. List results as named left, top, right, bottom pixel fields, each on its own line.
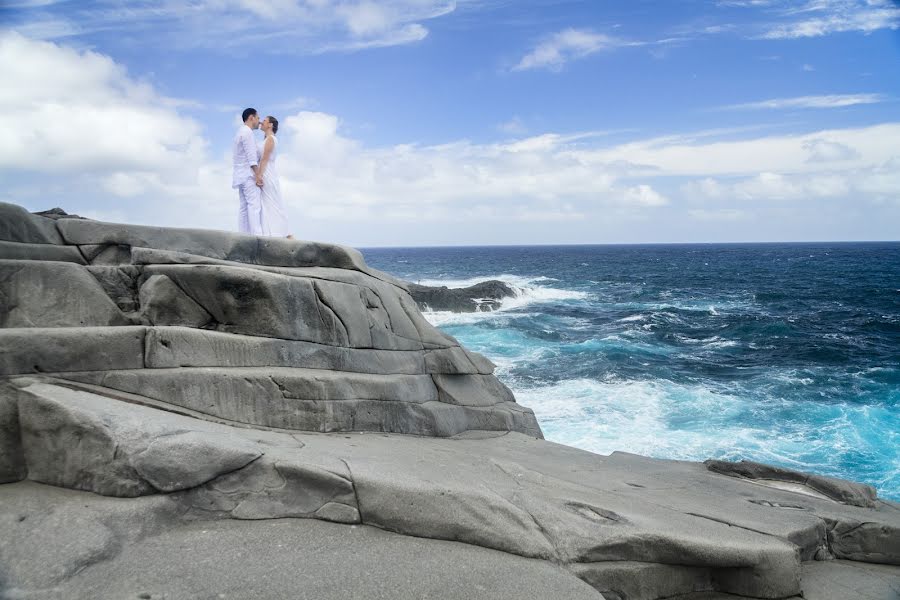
left=132, top=430, right=261, bottom=493
left=1, top=203, right=897, bottom=600
left=425, top=346, right=481, bottom=375
left=145, top=264, right=350, bottom=346
left=17, top=381, right=155, bottom=496
left=85, top=265, right=141, bottom=313
left=141, top=262, right=449, bottom=351
left=433, top=372, right=518, bottom=407
left=43, top=505, right=605, bottom=600
left=312, top=279, right=374, bottom=348
left=408, top=279, right=516, bottom=312
left=800, top=559, right=900, bottom=600
left=4, top=378, right=899, bottom=599
left=705, top=459, right=878, bottom=508
left=0, top=202, right=63, bottom=245
left=32, top=207, right=86, bottom=220
left=138, top=274, right=212, bottom=327
left=0, top=260, right=131, bottom=328
left=16, top=381, right=265, bottom=497
left=57, top=217, right=376, bottom=275
left=129, top=245, right=408, bottom=290
left=570, top=562, right=713, bottom=600
left=131, top=247, right=430, bottom=349
left=398, top=290, right=459, bottom=348
left=0, top=384, right=26, bottom=483
left=51, top=368, right=545, bottom=437
left=143, top=326, right=428, bottom=375
left=190, top=458, right=359, bottom=522
left=81, top=243, right=133, bottom=265
left=0, top=326, right=146, bottom=376
left=464, top=348, right=497, bottom=374
left=826, top=517, right=900, bottom=565
left=0, top=481, right=181, bottom=594
left=0, top=240, right=86, bottom=264
left=56, top=367, right=439, bottom=427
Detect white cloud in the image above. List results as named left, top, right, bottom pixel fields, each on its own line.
left=683, top=178, right=728, bottom=200
left=803, top=138, right=860, bottom=162
left=1, top=0, right=65, bottom=7
left=497, top=116, right=527, bottom=135
left=3, top=33, right=898, bottom=245
left=3, top=0, right=458, bottom=53
left=587, top=122, right=900, bottom=177
left=513, top=28, right=625, bottom=71
left=0, top=32, right=206, bottom=175
left=759, top=0, right=900, bottom=39
left=622, top=185, right=669, bottom=207
left=722, top=93, right=886, bottom=110
left=717, top=1, right=777, bottom=6
left=682, top=165, right=896, bottom=204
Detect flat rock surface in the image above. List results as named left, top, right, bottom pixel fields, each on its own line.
left=5, top=377, right=899, bottom=598
left=0, top=483, right=603, bottom=600
left=800, top=560, right=900, bottom=600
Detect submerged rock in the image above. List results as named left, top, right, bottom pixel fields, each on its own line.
left=0, top=202, right=897, bottom=600
left=408, top=279, right=516, bottom=312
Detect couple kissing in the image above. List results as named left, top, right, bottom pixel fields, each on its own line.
left=232, top=107, right=292, bottom=239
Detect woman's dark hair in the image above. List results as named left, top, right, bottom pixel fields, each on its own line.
left=242, top=107, right=257, bottom=122
left=267, top=116, right=279, bottom=134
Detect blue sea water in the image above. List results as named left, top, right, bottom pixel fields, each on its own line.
left=361, top=243, right=900, bottom=501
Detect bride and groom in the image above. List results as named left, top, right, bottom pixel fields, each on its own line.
left=232, top=107, right=292, bottom=238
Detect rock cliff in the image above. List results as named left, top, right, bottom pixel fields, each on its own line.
left=0, top=202, right=897, bottom=600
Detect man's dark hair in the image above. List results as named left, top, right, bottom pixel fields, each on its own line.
left=242, top=107, right=257, bottom=123
left=267, top=116, right=279, bottom=134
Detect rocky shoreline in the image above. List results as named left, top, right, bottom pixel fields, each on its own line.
left=0, top=202, right=897, bottom=600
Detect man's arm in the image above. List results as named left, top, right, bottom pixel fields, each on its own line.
left=240, top=129, right=259, bottom=175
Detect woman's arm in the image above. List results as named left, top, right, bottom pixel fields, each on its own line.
left=257, top=136, right=275, bottom=183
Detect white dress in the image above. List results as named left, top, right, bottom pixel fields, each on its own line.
left=259, top=135, right=290, bottom=237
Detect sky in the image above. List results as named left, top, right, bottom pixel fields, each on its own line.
left=0, top=0, right=898, bottom=247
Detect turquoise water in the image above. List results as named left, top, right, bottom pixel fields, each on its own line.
left=362, top=243, right=900, bottom=501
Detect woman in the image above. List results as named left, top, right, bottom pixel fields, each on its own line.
left=256, top=116, right=293, bottom=238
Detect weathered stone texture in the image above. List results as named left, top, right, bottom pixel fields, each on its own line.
left=0, top=203, right=897, bottom=600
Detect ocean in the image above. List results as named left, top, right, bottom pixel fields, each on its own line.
left=362, top=242, right=900, bottom=502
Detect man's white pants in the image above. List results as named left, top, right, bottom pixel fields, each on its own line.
left=237, top=180, right=263, bottom=235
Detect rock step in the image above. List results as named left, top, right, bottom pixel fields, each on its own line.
left=0, top=326, right=495, bottom=377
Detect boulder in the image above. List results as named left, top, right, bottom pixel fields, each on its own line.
left=16, top=381, right=263, bottom=496
left=0, top=202, right=64, bottom=244
left=408, top=279, right=516, bottom=312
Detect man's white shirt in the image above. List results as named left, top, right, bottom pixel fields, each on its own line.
left=232, top=124, right=259, bottom=188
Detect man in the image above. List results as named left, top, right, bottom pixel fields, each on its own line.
left=233, top=108, right=263, bottom=235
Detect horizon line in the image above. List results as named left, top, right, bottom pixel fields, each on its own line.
left=357, top=239, right=900, bottom=250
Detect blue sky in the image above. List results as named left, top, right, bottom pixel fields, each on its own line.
left=1, top=0, right=898, bottom=246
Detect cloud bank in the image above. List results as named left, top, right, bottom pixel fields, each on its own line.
left=1, top=32, right=897, bottom=244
